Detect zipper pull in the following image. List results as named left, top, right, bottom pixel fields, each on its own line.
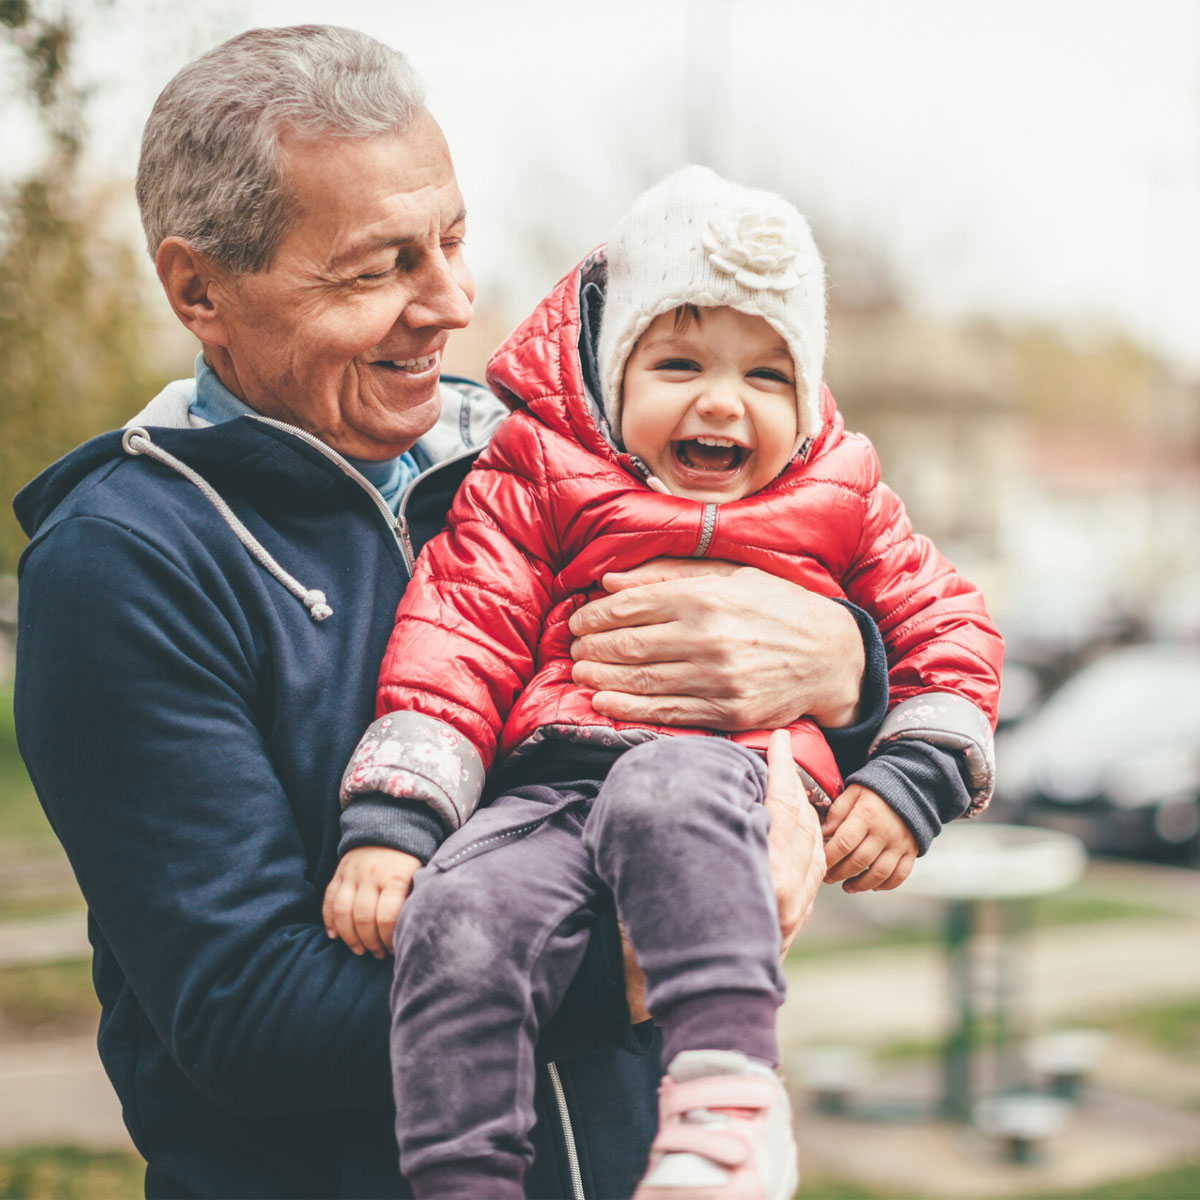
left=395, top=513, right=416, bottom=573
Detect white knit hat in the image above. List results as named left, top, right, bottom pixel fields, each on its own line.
left=597, top=165, right=826, bottom=440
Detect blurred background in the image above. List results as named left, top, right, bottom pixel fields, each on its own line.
left=0, top=1, right=1196, bottom=1196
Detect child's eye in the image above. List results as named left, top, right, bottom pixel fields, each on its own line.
left=655, top=358, right=700, bottom=372
left=749, top=368, right=793, bottom=384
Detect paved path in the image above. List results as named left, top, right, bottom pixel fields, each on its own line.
left=0, top=905, right=131, bottom=1152
left=0, top=910, right=88, bottom=968
left=0, top=1035, right=133, bottom=1152
left=781, top=914, right=1200, bottom=1046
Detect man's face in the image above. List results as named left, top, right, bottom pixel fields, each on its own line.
left=211, top=113, right=474, bottom=459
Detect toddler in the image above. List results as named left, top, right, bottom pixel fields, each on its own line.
left=325, top=167, right=1002, bottom=1198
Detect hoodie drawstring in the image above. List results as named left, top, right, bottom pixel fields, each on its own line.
left=121, top=427, right=333, bottom=622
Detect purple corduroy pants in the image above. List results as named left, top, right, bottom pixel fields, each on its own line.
left=390, top=736, right=786, bottom=1197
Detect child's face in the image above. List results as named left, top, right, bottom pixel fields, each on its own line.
left=620, top=306, right=799, bottom=503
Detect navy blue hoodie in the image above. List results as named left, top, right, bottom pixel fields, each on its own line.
left=13, top=380, right=659, bottom=1200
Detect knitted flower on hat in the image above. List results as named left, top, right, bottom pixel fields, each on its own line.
left=596, top=165, right=826, bottom=440
left=701, top=213, right=803, bottom=292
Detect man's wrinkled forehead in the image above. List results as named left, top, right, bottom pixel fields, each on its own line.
left=271, top=116, right=465, bottom=263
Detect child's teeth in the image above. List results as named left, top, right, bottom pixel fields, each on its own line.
left=694, top=436, right=735, bottom=447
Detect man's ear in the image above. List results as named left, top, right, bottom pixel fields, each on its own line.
left=155, top=237, right=234, bottom=347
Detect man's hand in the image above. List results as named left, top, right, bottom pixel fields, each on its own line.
left=322, top=846, right=423, bottom=959
left=620, top=729, right=826, bottom=1017
left=764, top=728, right=826, bottom=955
left=569, top=560, right=864, bottom=731
left=620, top=923, right=651, bottom=1025
left=823, top=784, right=917, bottom=894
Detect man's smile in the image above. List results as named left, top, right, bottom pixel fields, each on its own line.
left=371, top=351, right=441, bottom=376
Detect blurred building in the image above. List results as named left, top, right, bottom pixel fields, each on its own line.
left=827, top=306, right=1018, bottom=563
left=826, top=283, right=1199, bottom=650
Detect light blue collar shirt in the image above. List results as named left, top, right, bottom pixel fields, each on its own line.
left=189, top=353, right=425, bottom=514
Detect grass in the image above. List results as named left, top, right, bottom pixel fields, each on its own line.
left=0, top=686, right=54, bottom=849
left=0, top=1145, right=143, bottom=1199
left=1092, top=996, right=1200, bottom=1057
left=0, top=960, right=97, bottom=1035
left=832, top=993, right=1200, bottom=1070
left=0, top=681, right=84, bottom=926
left=788, top=888, right=1178, bottom=967
left=787, top=921, right=936, bottom=962
left=799, top=1157, right=1200, bottom=1198
left=1033, top=890, right=1173, bottom=928
left=0, top=1147, right=1193, bottom=1200
left=0, top=895, right=83, bottom=923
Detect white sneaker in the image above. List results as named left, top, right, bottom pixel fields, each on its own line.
left=633, top=1050, right=799, bottom=1200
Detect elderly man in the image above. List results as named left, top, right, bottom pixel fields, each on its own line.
left=13, top=25, right=882, bottom=1200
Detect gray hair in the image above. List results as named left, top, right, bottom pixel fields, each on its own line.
left=136, top=25, right=428, bottom=273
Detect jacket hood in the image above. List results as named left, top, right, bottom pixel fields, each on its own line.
left=486, top=249, right=619, bottom=462
left=485, top=248, right=841, bottom=470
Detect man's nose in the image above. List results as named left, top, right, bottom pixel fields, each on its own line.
left=403, top=254, right=474, bottom=331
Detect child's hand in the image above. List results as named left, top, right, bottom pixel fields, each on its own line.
left=822, top=784, right=918, bottom=894
left=322, top=846, right=423, bottom=959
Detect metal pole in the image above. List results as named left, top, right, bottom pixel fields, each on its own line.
left=942, top=899, right=976, bottom=1120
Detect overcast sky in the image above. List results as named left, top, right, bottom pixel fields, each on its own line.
left=9, top=0, right=1200, bottom=367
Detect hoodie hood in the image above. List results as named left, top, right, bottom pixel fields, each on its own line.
left=16, top=374, right=504, bottom=544
left=15, top=419, right=341, bottom=545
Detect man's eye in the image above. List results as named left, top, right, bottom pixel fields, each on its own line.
left=357, top=270, right=390, bottom=282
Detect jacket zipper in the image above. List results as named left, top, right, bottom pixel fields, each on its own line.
left=392, top=445, right=481, bottom=575
left=248, top=415, right=476, bottom=578
left=393, top=514, right=417, bottom=575
left=546, top=1061, right=586, bottom=1200
left=693, top=503, right=717, bottom=557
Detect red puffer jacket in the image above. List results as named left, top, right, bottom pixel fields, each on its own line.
left=358, top=254, right=1002, bottom=833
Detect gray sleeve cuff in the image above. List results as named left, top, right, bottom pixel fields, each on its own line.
left=868, top=692, right=995, bottom=813
left=340, top=711, right=486, bottom=831
left=337, top=797, right=445, bottom=864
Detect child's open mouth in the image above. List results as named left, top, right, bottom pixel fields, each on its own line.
left=671, top=437, right=747, bottom=474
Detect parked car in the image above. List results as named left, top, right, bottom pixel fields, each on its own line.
left=993, top=643, right=1200, bottom=863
